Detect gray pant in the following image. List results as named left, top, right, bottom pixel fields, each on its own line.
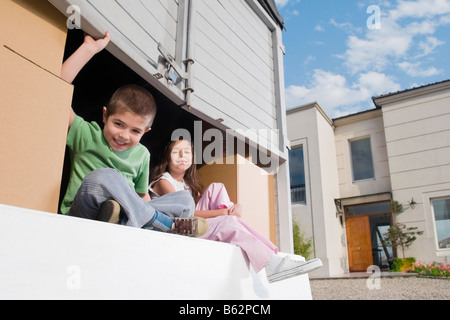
left=69, top=168, right=195, bottom=228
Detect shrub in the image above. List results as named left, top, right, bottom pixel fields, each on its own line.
left=293, top=222, right=313, bottom=260
left=382, top=223, right=424, bottom=258
left=405, top=261, right=450, bottom=278
left=391, top=257, right=416, bottom=272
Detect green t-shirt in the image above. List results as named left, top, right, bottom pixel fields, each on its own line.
left=60, top=115, right=150, bottom=215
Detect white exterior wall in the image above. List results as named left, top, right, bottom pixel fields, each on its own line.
left=378, top=86, right=450, bottom=264
left=334, top=110, right=392, bottom=198
left=287, top=104, right=346, bottom=277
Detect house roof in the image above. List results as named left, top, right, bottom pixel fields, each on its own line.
left=372, top=79, right=450, bottom=107
left=332, top=107, right=379, bottom=122
left=258, top=0, right=285, bottom=28
left=333, top=79, right=450, bottom=121
left=289, top=79, right=450, bottom=124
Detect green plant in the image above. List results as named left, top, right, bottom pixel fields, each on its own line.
left=391, top=257, right=416, bottom=272
left=391, top=258, right=402, bottom=272
left=293, top=222, right=313, bottom=260
left=382, top=223, right=424, bottom=258
left=382, top=200, right=424, bottom=259
left=390, top=200, right=404, bottom=221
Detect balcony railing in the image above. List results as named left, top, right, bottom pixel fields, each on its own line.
left=291, top=185, right=306, bottom=204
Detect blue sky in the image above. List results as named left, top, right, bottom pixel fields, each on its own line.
left=275, top=0, right=450, bottom=118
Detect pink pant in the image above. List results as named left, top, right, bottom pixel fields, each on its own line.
left=198, top=183, right=278, bottom=273
left=196, top=183, right=235, bottom=211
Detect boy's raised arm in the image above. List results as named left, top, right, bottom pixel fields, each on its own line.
left=61, top=31, right=111, bottom=84
left=61, top=31, right=111, bottom=128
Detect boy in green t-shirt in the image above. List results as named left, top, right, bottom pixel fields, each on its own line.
left=60, top=32, right=207, bottom=237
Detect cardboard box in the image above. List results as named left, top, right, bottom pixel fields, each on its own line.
left=0, top=0, right=72, bottom=213
left=0, top=45, right=73, bottom=213
left=197, top=155, right=277, bottom=244
left=0, top=0, right=68, bottom=75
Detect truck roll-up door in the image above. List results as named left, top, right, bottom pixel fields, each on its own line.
left=187, top=0, right=285, bottom=159
left=49, top=0, right=188, bottom=106
left=50, top=0, right=287, bottom=160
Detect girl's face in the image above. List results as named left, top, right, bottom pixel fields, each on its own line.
left=169, top=140, right=193, bottom=175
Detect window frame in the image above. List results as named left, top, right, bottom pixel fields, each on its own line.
left=431, top=196, right=450, bottom=251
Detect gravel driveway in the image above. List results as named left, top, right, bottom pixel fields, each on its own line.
left=310, top=276, right=449, bottom=300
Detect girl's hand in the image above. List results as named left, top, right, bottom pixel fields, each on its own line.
left=227, top=203, right=242, bottom=218
left=83, top=31, right=111, bottom=55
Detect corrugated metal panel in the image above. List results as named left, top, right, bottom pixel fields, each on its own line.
left=49, top=0, right=284, bottom=156
left=49, top=0, right=186, bottom=105
left=87, top=0, right=178, bottom=64
left=189, top=0, right=280, bottom=153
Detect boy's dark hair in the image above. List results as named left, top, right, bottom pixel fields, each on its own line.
left=106, top=84, right=157, bottom=127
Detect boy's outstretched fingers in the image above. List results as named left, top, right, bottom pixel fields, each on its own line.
left=84, top=31, right=111, bottom=54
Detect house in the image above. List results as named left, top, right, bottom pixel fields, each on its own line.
left=287, top=79, right=450, bottom=277
left=0, top=0, right=311, bottom=299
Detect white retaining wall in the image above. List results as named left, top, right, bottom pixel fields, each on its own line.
left=0, top=205, right=312, bottom=300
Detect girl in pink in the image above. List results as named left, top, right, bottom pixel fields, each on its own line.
left=149, top=139, right=322, bottom=283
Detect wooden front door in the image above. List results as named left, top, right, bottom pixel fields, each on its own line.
left=346, top=216, right=373, bottom=272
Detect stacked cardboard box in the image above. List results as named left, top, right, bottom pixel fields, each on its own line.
left=0, top=0, right=73, bottom=213
left=197, top=154, right=276, bottom=244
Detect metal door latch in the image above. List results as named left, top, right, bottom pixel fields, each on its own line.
left=154, top=43, right=191, bottom=85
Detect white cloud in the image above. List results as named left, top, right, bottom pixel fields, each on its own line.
left=342, top=24, right=412, bottom=74
left=314, top=24, right=325, bottom=32
left=274, top=0, right=290, bottom=9
left=416, top=36, right=445, bottom=57
left=330, top=18, right=363, bottom=34
left=303, top=55, right=316, bottom=65
left=397, top=61, right=443, bottom=77
left=341, top=0, right=450, bottom=75
left=390, top=0, right=450, bottom=20
left=285, top=70, right=401, bottom=117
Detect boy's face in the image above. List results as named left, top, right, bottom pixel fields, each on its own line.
left=102, top=107, right=151, bottom=152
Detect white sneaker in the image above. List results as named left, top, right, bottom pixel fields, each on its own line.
left=266, top=255, right=322, bottom=283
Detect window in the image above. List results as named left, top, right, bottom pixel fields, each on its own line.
left=289, top=146, right=306, bottom=204
left=350, top=137, right=375, bottom=181
left=345, top=201, right=391, bottom=217
left=432, top=197, right=450, bottom=249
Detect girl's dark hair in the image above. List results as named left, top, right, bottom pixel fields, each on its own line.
left=149, top=139, right=203, bottom=203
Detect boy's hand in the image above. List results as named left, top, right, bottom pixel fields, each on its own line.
left=83, top=31, right=111, bottom=55
left=61, top=31, right=111, bottom=129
